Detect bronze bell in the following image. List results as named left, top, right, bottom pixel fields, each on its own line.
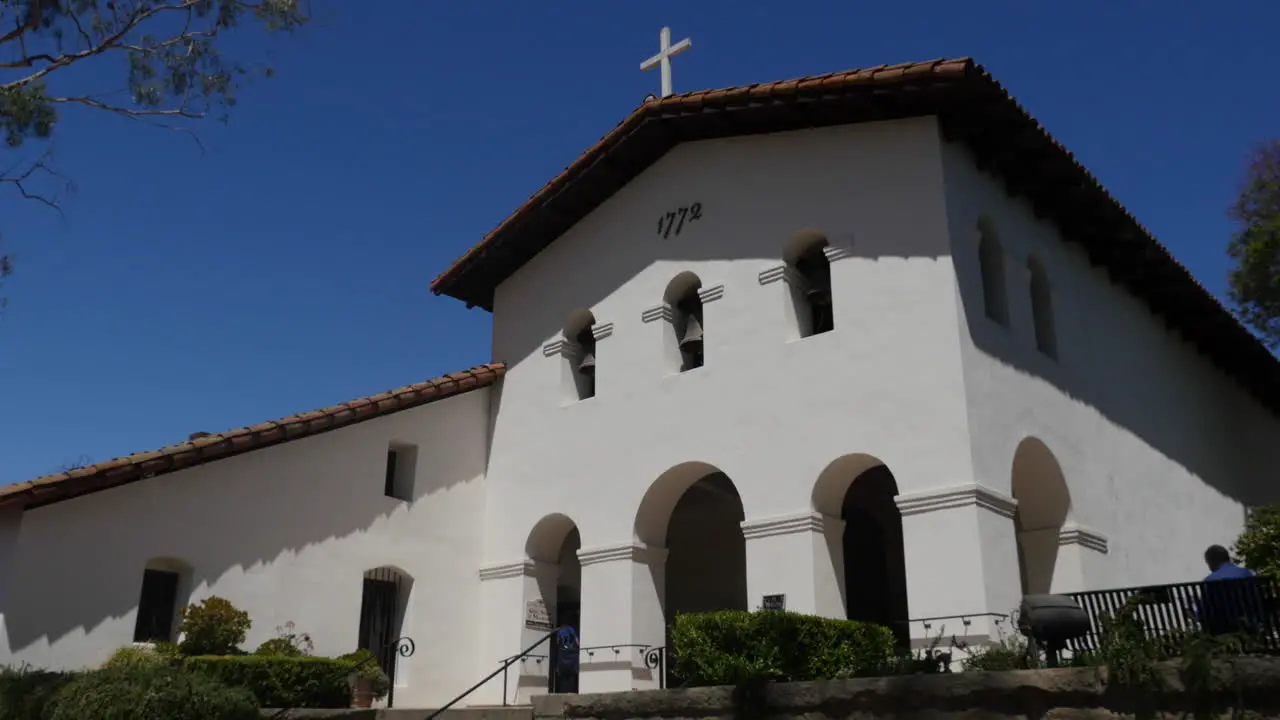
left=678, top=314, right=704, bottom=353
left=577, top=351, right=596, bottom=375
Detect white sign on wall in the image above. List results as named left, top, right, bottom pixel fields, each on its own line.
left=524, top=599, right=553, bottom=631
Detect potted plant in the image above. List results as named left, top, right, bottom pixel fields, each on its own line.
left=339, top=650, right=390, bottom=708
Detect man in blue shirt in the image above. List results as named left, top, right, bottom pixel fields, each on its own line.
left=553, top=621, right=580, bottom=694
left=1204, top=545, right=1255, bottom=581
left=1199, top=544, right=1260, bottom=636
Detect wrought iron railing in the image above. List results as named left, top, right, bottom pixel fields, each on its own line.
left=427, top=629, right=558, bottom=719
left=1065, top=576, right=1280, bottom=655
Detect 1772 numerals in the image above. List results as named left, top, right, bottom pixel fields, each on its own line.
left=656, top=202, right=703, bottom=239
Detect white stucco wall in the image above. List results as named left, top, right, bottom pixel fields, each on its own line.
left=0, top=388, right=492, bottom=709
left=941, top=140, right=1280, bottom=596
left=477, top=117, right=997, bottom=698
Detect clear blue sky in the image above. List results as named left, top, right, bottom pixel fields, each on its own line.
left=1, top=2, right=1276, bottom=484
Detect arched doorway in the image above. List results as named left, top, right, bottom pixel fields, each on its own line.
left=524, top=514, right=582, bottom=694
left=812, top=454, right=909, bottom=644
left=1010, top=437, right=1071, bottom=595
left=634, top=462, right=748, bottom=677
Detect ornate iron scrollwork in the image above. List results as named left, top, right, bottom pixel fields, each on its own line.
left=642, top=646, right=664, bottom=670
left=391, top=636, right=416, bottom=658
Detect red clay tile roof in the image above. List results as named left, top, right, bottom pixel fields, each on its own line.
left=1, top=363, right=506, bottom=511
left=428, top=57, right=1280, bottom=413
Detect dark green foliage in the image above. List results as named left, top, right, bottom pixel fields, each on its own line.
left=254, top=637, right=304, bottom=657
left=184, top=655, right=353, bottom=709
left=336, top=649, right=389, bottom=701
left=177, top=595, right=251, bottom=656
left=670, top=610, right=897, bottom=687
left=0, top=665, right=78, bottom=720
left=1233, top=504, right=1280, bottom=580
left=48, top=663, right=258, bottom=720
left=1227, top=139, right=1280, bottom=345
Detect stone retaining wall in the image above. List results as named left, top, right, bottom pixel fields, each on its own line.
left=532, top=658, right=1280, bottom=720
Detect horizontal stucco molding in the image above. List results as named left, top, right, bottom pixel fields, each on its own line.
left=577, top=542, right=667, bottom=567
left=1058, top=523, right=1109, bottom=554
left=740, top=511, right=837, bottom=540
left=894, top=483, right=1018, bottom=519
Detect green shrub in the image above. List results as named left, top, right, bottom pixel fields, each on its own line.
left=670, top=610, right=897, bottom=686
left=1234, top=505, right=1280, bottom=581
left=254, top=622, right=313, bottom=657
left=177, top=596, right=251, bottom=656
left=0, top=665, right=79, bottom=720
left=102, top=645, right=170, bottom=669
left=49, top=663, right=257, bottom=720
left=337, top=649, right=390, bottom=701
left=184, top=655, right=352, bottom=709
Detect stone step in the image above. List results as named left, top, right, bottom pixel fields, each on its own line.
left=262, top=707, right=533, bottom=720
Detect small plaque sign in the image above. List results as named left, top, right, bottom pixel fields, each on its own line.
left=762, top=594, right=786, bottom=611
left=524, top=599, right=553, bottom=631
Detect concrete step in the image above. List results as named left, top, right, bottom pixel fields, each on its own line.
left=263, top=707, right=533, bottom=720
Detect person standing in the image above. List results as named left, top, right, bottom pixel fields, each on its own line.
left=552, top=621, right=580, bottom=694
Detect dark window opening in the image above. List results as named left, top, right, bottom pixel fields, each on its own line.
left=132, top=569, right=180, bottom=643
left=573, top=326, right=596, bottom=400
left=675, top=297, right=704, bottom=371
left=794, top=245, right=834, bottom=337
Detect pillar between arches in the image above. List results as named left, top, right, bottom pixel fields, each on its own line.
left=475, top=559, right=559, bottom=706
left=894, top=483, right=1021, bottom=647
left=575, top=542, right=667, bottom=694
left=740, top=511, right=845, bottom=618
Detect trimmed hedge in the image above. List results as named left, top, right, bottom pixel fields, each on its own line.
left=671, top=610, right=897, bottom=686
left=49, top=663, right=257, bottom=720
left=184, top=655, right=353, bottom=708
left=0, top=666, right=79, bottom=720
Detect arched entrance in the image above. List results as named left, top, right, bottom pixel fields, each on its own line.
left=1010, top=437, right=1071, bottom=595
left=634, top=462, right=748, bottom=640
left=812, top=454, right=909, bottom=643
left=525, top=514, right=582, bottom=694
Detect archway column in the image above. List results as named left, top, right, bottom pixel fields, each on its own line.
left=575, top=542, right=667, bottom=694
left=894, top=484, right=1021, bottom=647
left=475, top=559, right=559, bottom=706
left=1053, top=523, right=1109, bottom=593
left=740, top=511, right=845, bottom=618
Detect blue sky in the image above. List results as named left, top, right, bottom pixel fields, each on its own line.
left=1, top=1, right=1276, bottom=484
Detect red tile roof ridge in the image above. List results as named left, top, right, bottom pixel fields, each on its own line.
left=1, top=362, right=506, bottom=510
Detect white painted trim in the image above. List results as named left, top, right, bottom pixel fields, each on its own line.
left=591, top=322, right=615, bottom=341
left=740, top=511, right=826, bottom=540
left=577, top=542, right=667, bottom=567
left=1059, top=523, right=1108, bottom=554
left=542, top=339, right=570, bottom=358
left=697, top=284, right=726, bottom=304
left=641, top=304, right=674, bottom=324
left=894, top=483, right=1018, bottom=519
left=823, top=242, right=853, bottom=263
left=478, top=559, right=534, bottom=581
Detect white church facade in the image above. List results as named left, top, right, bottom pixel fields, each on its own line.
left=1, top=57, right=1277, bottom=708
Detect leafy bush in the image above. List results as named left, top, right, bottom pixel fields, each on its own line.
left=254, top=622, right=313, bottom=657
left=337, top=649, right=390, bottom=701
left=48, top=663, right=257, bottom=720
left=1234, top=505, right=1280, bottom=581
left=184, top=655, right=352, bottom=709
left=102, top=645, right=171, bottom=669
left=0, top=665, right=79, bottom=720
left=177, top=596, right=251, bottom=656
left=670, top=610, right=896, bottom=686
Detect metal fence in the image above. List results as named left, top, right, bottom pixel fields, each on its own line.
left=1064, top=576, right=1280, bottom=655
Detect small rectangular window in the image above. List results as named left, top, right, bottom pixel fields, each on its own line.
left=133, top=569, right=180, bottom=643
left=383, top=444, right=418, bottom=501
left=383, top=450, right=398, bottom=497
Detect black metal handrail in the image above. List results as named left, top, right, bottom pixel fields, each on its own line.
left=579, top=642, right=650, bottom=660
left=427, top=630, right=557, bottom=719
left=643, top=646, right=667, bottom=689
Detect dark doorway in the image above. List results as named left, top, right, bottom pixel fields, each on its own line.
left=550, top=601, right=581, bottom=694
left=840, top=465, right=909, bottom=645
left=358, top=568, right=404, bottom=706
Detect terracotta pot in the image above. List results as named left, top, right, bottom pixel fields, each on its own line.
left=351, top=677, right=374, bottom=708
